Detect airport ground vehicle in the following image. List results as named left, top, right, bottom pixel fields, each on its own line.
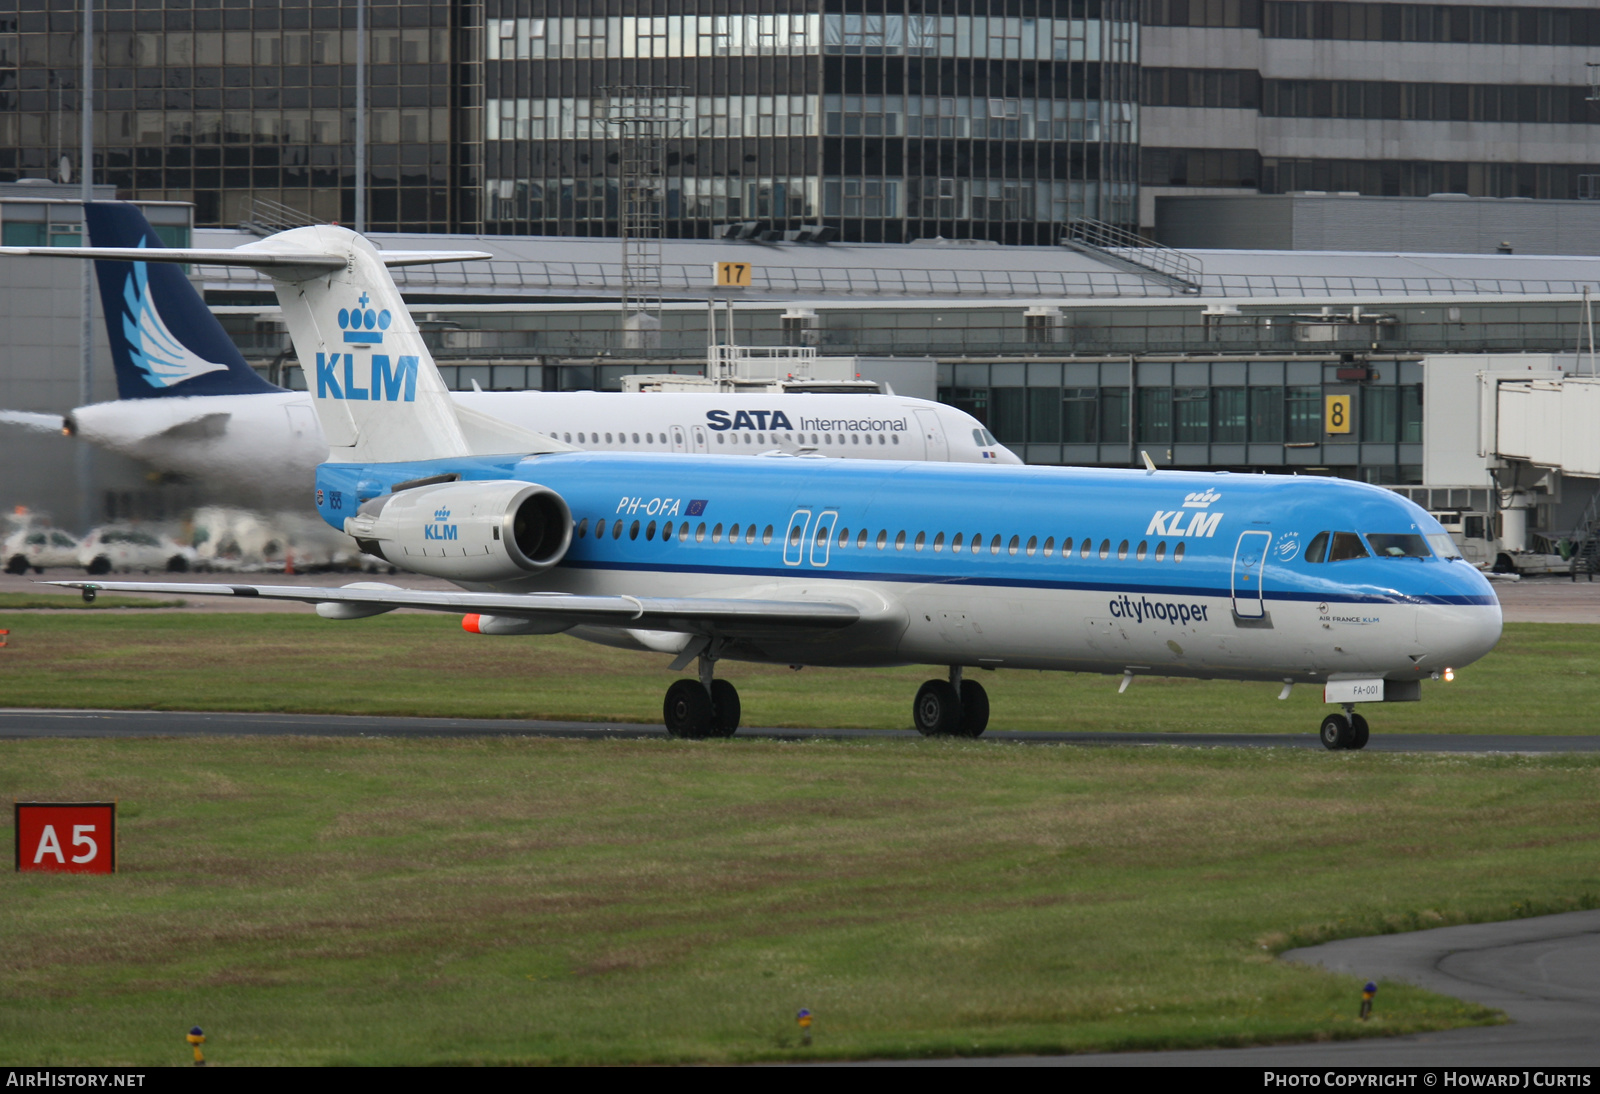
left=75, top=526, right=193, bottom=575
left=37, top=221, right=1502, bottom=750
left=3, top=527, right=80, bottom=573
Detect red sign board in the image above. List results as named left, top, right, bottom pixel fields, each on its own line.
left=14, top=802, right=117, bottom=874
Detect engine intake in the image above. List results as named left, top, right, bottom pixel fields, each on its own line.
left=343, top=479, right=571, bottom=582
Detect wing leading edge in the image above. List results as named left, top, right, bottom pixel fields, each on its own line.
left=0, top=246, right=492, bottom=269
left=44, top=580, right=860, bottom=635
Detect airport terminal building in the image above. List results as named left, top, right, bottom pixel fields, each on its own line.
left=5, top=1, right=1595, bottom=243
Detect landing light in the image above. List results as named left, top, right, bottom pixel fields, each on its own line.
left=1433, top=668, right=1455, bottom=682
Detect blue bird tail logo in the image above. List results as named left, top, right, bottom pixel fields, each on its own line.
left=119, top=244, right=230, bottom=389
left=83, top=201, right=281, bottom=400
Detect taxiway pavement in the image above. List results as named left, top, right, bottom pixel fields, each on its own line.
left=904, top=911, right=1600, bottom=1066
left=3, top=707, right=1599, bottom=753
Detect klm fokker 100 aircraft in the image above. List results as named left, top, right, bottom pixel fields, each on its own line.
left=32, top=223, right=1502, bottom=748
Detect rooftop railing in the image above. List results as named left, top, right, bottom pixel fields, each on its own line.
left=197, top=260, right=1600, bottom=302
left=230, top=318, right=1598, bottom=363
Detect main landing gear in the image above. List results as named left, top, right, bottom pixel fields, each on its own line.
left=913, top=666, right=990, bottom=738
left=663, top=653, right=741, bottom=739
left=1319, top=705, right=1370, bottom=751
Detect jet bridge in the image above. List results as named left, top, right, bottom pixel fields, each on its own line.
left=1476, top=367, right=1600, bottom=574
left=1494, top=374, right=1600, bottom=477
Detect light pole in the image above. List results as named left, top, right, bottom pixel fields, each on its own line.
left=77, top=0, right=94, bottom=531
left=355, top=0, right=366, bottom=233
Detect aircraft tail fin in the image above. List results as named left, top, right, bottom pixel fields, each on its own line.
left=80, top=202, right=283, bottom=400
left=236, top=226, right=571, bottom=463
left=3, top=211, right=566, bottom=464
left=247, top=224, right=475, bottom=463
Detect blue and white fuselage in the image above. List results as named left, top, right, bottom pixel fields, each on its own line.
left=313, top=453, right=1500, bottom=685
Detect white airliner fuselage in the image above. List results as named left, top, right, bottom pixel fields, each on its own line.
left=63, top=389, right=1015, bottom=506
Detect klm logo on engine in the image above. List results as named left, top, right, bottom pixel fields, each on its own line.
left=1146, top=489, right=1224, bottom=538
left=425, top=505, right=457, bottom=541
left=316, top=353, right=419, bottom=402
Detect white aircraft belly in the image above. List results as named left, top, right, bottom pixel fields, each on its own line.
left=500, top=562, right=1449, bottom=683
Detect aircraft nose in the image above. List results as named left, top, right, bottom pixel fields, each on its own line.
left=1414, top=569, right=1502, bottom=670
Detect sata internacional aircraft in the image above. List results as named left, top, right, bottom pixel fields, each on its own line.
left=31, top=223, right=1503, bottom=749
left=0, top=204, right=1015, bottom=509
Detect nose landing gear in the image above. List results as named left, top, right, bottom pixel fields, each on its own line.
left=1319, top=705, right=1371, bottom=750
left=663, top=651, right=741, bottom=739
left=913, top=666, right=990, bottom=737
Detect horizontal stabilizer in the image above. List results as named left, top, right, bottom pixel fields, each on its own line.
left=0, top=410, right=65, bottom=433
left=0, top=246, right=490, bottom=269
left=454, top=402, right=575, bottom=455
left=0, top=245, right=347, bottom=269
left=369, top=251, right=498, bottom=268
left=48, top=581, right=860, bottom=635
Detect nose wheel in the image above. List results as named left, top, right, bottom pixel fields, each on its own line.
left=913, top=668, right=989, bottom=737
left=663, top=653, right=741, bottom=739
left=1319, top=707, right=1370, bottom=751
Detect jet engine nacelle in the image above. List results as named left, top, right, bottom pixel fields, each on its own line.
left=343, top=479, right=571, bottom=581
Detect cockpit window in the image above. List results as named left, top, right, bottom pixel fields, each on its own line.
left=1366, top=533, right=1431, bottom=559
left=1328, top=532, right=1370, bottom=561
left=1426, top=533, right=1463, bottom=560
left=1305, top=531, right=1329, bottom=563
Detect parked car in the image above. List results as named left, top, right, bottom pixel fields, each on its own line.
left=3, top=528, right=81, bottom=574
left=76, top=527, right=194, bottom=575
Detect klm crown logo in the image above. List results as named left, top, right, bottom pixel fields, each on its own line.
left=434, top=506, right=451, bottom=522
left=1181, top=488, right=1222, bottom=509
left=339, top=292, right=392, bottom=345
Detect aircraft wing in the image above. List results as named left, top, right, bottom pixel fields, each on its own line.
left=0, top=245, right=348, bottom=269
left=0, top=410, right=65, bottom=433
left=0, top=247, right=491, bottom=269
left=45, top=580, right=860, bottom=634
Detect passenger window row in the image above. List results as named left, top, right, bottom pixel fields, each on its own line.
left=818, top=530, right=1186, bottom=563
left=573, top=517, right=778, bottom=545
left=715, top=432, right=900, bottom=447
left=559, top=431, right=902, bottom=448
left=572, top=515, right=1188, bottom=563
left=565, top=431, right=670, bottom=446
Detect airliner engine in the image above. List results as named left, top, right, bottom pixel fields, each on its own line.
left=342, top=479, right=571, bottom=581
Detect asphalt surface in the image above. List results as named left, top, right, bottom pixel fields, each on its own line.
left=917, top=912, right=1600, bottom=1067
left=5, top=707, right=1600, bottom=753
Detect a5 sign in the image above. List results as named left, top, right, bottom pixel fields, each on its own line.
left=14, top=802, right=117, bottom=874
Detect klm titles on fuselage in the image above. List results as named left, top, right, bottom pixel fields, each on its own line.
left=1147, top=489, right=1225, bottom=539
left=316, top=292, right=420, bottom=402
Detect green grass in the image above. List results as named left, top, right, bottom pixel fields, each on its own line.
left=0, top=592, right=186, bottom=610
left=11, top=738, right=1600, bottom=1065
left=0, top=612, right=1592, bottom=734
